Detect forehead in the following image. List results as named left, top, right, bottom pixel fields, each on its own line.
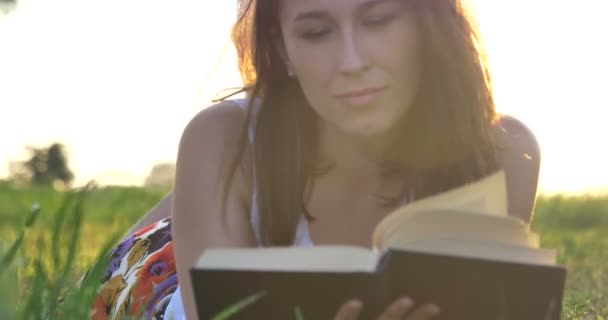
left=279, top=0, right=393, bottom=20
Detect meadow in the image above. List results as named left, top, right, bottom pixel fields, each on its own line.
left=0, top=180, right=606, bottom=319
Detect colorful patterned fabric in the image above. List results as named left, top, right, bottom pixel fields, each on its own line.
left=92, top=218, right=177, bottom=320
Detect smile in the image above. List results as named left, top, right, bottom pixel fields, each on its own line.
left=335, top=86, right=387, bottom=106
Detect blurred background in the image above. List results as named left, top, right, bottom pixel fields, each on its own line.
left=0, top=0, right=607, bottom=194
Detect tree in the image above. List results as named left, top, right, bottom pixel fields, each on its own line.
left=143, top=163, right=175, bottom=189
left=0, top=0, right=17, bottom=14
left=11, top=143, right=75, bottom=189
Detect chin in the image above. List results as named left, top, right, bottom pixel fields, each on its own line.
left=342, top=118, right=398, bottom=140
left=339, top=101, right=407, bottom=137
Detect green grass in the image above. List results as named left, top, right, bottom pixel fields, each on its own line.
left=0, top=184, right=125, bottom=320
left=0, top=181, right=607, bottom=319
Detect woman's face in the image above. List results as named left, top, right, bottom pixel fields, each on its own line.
left=279, top=0, right=421, bottom=140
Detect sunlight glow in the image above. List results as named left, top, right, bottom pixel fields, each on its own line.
left=1, top=0, right=606, bottom=194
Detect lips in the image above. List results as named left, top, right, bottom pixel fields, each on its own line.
left=335, top=86, right=387, bottom=106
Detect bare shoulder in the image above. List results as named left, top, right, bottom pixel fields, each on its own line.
left=494, top=114, right=541, bottom=161
left=493, top=114, right=542, bottom=223
left=172, top=99, right=256, bottom=320
left=181, top=100, right=248, bottom=149
left=178, top=100, right=253, bottom=177
left=173, top=99, right=254, bottom=242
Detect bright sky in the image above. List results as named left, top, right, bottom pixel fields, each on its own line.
left=0, top=0, right=606, bottom=194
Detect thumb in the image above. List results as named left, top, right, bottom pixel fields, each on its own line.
left=334, top=300, right=363, bottom=320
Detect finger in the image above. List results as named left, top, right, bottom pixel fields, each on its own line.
left=377, top=297, right=414, bottom=320
left=405, top=303, right=440, bottom=320
left=334, top=300, right=363, bottom=320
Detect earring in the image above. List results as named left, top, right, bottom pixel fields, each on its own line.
left=285, top=62, right=296, bottom=78
left=287, top=68, right=295, bottom=78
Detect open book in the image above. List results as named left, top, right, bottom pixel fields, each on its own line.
left=191, top=171, right=567, bottom=320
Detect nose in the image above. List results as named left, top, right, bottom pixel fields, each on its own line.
left=338, top=28, right=370, bottom=76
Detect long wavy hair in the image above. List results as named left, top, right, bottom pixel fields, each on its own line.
left=222, top=0, right=503, bottom=246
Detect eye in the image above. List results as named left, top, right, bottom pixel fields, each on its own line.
left=299, top=27, right=331, bottom=41
left=363, top=14, right=395, bottom=27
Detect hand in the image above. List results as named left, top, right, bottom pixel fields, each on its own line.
left=334, top=297, right=440, bottom=320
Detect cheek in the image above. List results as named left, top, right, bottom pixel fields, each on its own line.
left=369, top=18, right=422, bottom=91
left=394, top=27, right=422, bottom=92
left=397, top=37, right=421, bottom=89
left=294, top=58, right=334, bottom=95
left=379, top=25, right=422, bottom=123
left=287, top=44, right=336, bottom=109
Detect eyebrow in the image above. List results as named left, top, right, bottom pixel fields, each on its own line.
left=294, top=0, right=397, bottom=22
left=294, top=10, right=330, bottom=22
left=359, top=0, right=397, bottom=11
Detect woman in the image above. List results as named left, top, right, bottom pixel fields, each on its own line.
left=94, top=0, right=542, bottom=319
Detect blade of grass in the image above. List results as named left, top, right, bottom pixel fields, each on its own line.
left=0, top=204, right=41, bottom=273
left=0, top=244, right=19, bottom=320
left=47, top=185, right=91, bottom=319
left=62, top=231, right=122, bottom=319
left=19, top=259, right=47, bottom=320
left=211, top=290, right=268, bottom=320
left=0, top=233, right=24, bottom=273
left=295, top=306, right=305, bottom=320
left=50, top=192, right=75, bottom=271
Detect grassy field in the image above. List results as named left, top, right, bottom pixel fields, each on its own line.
left=0, top=181, right=607, bottom=319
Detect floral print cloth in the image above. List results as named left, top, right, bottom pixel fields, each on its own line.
left=92, top=217, right=177, bottom=319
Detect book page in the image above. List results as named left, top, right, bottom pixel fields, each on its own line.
left=394, top=238, right=556, bottom=266
left=195, top=246, right=379, bottom=273
left=372, top=170, right=509, bottom=249
left=380, top=209, right=538, bottom=251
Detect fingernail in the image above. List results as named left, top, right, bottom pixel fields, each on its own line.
left=402, top=298, right=414, bottom=306
left=349, top=300, right=363, bottom=309
left=399, top=297, right=413, bottom=309
left=429, top=304, right=441, bottom=315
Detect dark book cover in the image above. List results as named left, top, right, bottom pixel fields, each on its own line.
left=191, top=249, right=567, bottom=320
left=379, top=249, right=567, bottom=320
left=191, top=268, right=383, bottom=319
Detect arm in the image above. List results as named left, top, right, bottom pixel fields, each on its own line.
left=124, top=192, right=173, bottom=238
left=494, top=115, right=542, bottom=224
left=172, top=101, right=256, bottom=320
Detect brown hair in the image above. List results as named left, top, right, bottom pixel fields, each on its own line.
left=222, top=0, right=502, bottom=246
